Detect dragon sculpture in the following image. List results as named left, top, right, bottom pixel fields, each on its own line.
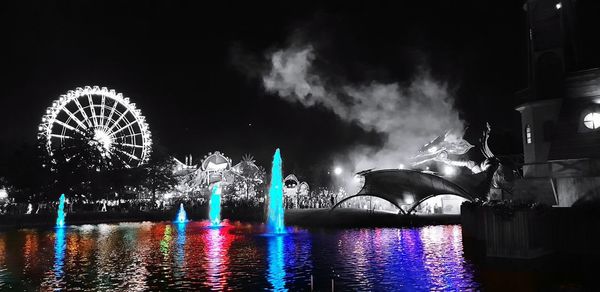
left=411, top=123, right=518, bottom=198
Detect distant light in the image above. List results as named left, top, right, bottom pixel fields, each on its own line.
left=442, top=165, right=457, bottom=177
left=555, top=2, right=562, bottom=9
left=584, top=112, right=600, bottom=130
left=404, top=193, right=414, bottom=205
left=333, top=166, right=343, bottom=176
left=398, top=163, right=405, bottom=169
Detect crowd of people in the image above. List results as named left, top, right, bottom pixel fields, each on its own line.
left=0, top=184, right=398, bottom=216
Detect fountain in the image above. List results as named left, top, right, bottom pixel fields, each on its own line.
left=209, top=183, right=222, bottom=227
left=175, top=203, right=188, bottom=224
left=55, top=194, right=66, bottom=228
left=266, top=148, right=285, bottom=234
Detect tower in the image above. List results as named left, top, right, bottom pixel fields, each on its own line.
left=515, top=0, right=600, bottom=206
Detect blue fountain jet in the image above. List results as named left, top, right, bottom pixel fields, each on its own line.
left=56, top=193, right=66, bottom=228
left=209, top=183, right=222, bottom=227
left=176, top=203, right=188, bottom=224
left=267, top=148, right=285, bottom=234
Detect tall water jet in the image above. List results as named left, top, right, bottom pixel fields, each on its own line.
left=209, top=183, right=222, bottom=227
left=267, top=148, right=285, bottom=234
left=55, top=194, right=66, bottom=228
left=175, top=203, right=188, bottom=223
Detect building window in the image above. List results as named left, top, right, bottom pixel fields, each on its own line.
left=583, top=112, right=600, bottom=130
left=526, top=125, right=533, bottom=144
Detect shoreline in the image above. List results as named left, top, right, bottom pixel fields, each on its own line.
left=0, top=208, right=460, bottom=230
left=285, top=208, right=461, bottom=228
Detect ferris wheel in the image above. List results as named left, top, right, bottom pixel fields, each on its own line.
left=38, top=86, right=152, bottom=169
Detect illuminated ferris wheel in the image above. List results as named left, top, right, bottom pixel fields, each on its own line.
left=38, top=86, right=152, bottom=169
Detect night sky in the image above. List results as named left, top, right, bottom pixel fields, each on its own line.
left=1, top=0, right=527, bottom=180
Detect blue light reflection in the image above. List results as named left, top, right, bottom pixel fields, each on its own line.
left=267, top=235, right=286, bottom=291
left=53, top=227, right=66, bottom=281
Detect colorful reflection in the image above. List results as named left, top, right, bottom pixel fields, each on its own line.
left=267, top=236, right=286, bottom=291
left=0, top=233, right=7, bottom=289
left=330, top=225, right=478, bottom=290
left=22, top=232, right=39, bottom=274
left=53, top=227, right=66, bottom=282
left=160, top=225, right=172, bottom=257
left=203, top=226, right=234, bottom=290
left=0, top=222, right=482, bottom=290
left=420, top=225, right=476, bottom=290
left=174, top=223, right=186, bottom=276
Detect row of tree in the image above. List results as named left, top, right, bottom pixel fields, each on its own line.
left=0, top=143, right=177, bottom=203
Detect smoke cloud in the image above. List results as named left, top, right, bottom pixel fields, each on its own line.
left=263, top=45, right=463, bottom=176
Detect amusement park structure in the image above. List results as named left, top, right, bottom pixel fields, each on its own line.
left=332, top=123, right=519, bottom=214
left=168, top=151, right=267, bottom=200
left=38, top=86, right=152, bottom=170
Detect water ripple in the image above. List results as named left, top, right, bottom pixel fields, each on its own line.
left=0, top=222, right=479, bottom=291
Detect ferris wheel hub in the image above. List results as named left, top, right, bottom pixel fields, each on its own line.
left=93, top=129, right=113, bottom=153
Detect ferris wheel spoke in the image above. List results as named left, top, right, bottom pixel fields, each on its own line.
left=115, top=132, right=143, bottom=139
left=50, top=134, right=74, bottom=139
left=109, top=120, right=138, bottom=137
left=104, top=99, right=118, bottom=129
left=113, top=147, right=140, bottom=161
left=88, top=94, right=99, bottom=127
left=54, top=119, right=85, bottom=135
left=73, top=97, right=93, bottom=128
left=112, top=150, right=131, bottom=166
left=62, top=107, right=88, bottom=130
left=107, top=108, right=130, bottom=133
left=113, top=142, right=143, bottom=149
left=99, top=95, right=106, bottom=127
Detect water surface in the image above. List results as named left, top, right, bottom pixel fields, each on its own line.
left=0, top=222, right=479, bottom=291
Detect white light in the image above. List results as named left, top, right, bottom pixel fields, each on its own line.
left=442, top=165, right=457, bottom=176
left=333, top=166, right=343, bottom=176
left=93, top=129, right=113, bottom=152
left=584, top=112, right=600, bottom=130
left=398, top=163, right=405, bottom=169
left=404, top=193, right=414, bottom=205
left=0, top=188, right=7, bottom=200
left=555, top=2, right=562, bottom=9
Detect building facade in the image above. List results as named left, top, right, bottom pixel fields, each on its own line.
left=515, top=0, right=600, bottom=206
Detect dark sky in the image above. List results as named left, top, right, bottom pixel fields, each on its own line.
left=0, top=0, right=528, bottom=180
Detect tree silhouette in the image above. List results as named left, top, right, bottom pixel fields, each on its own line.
left=139, top=150, right=178, bottom=206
